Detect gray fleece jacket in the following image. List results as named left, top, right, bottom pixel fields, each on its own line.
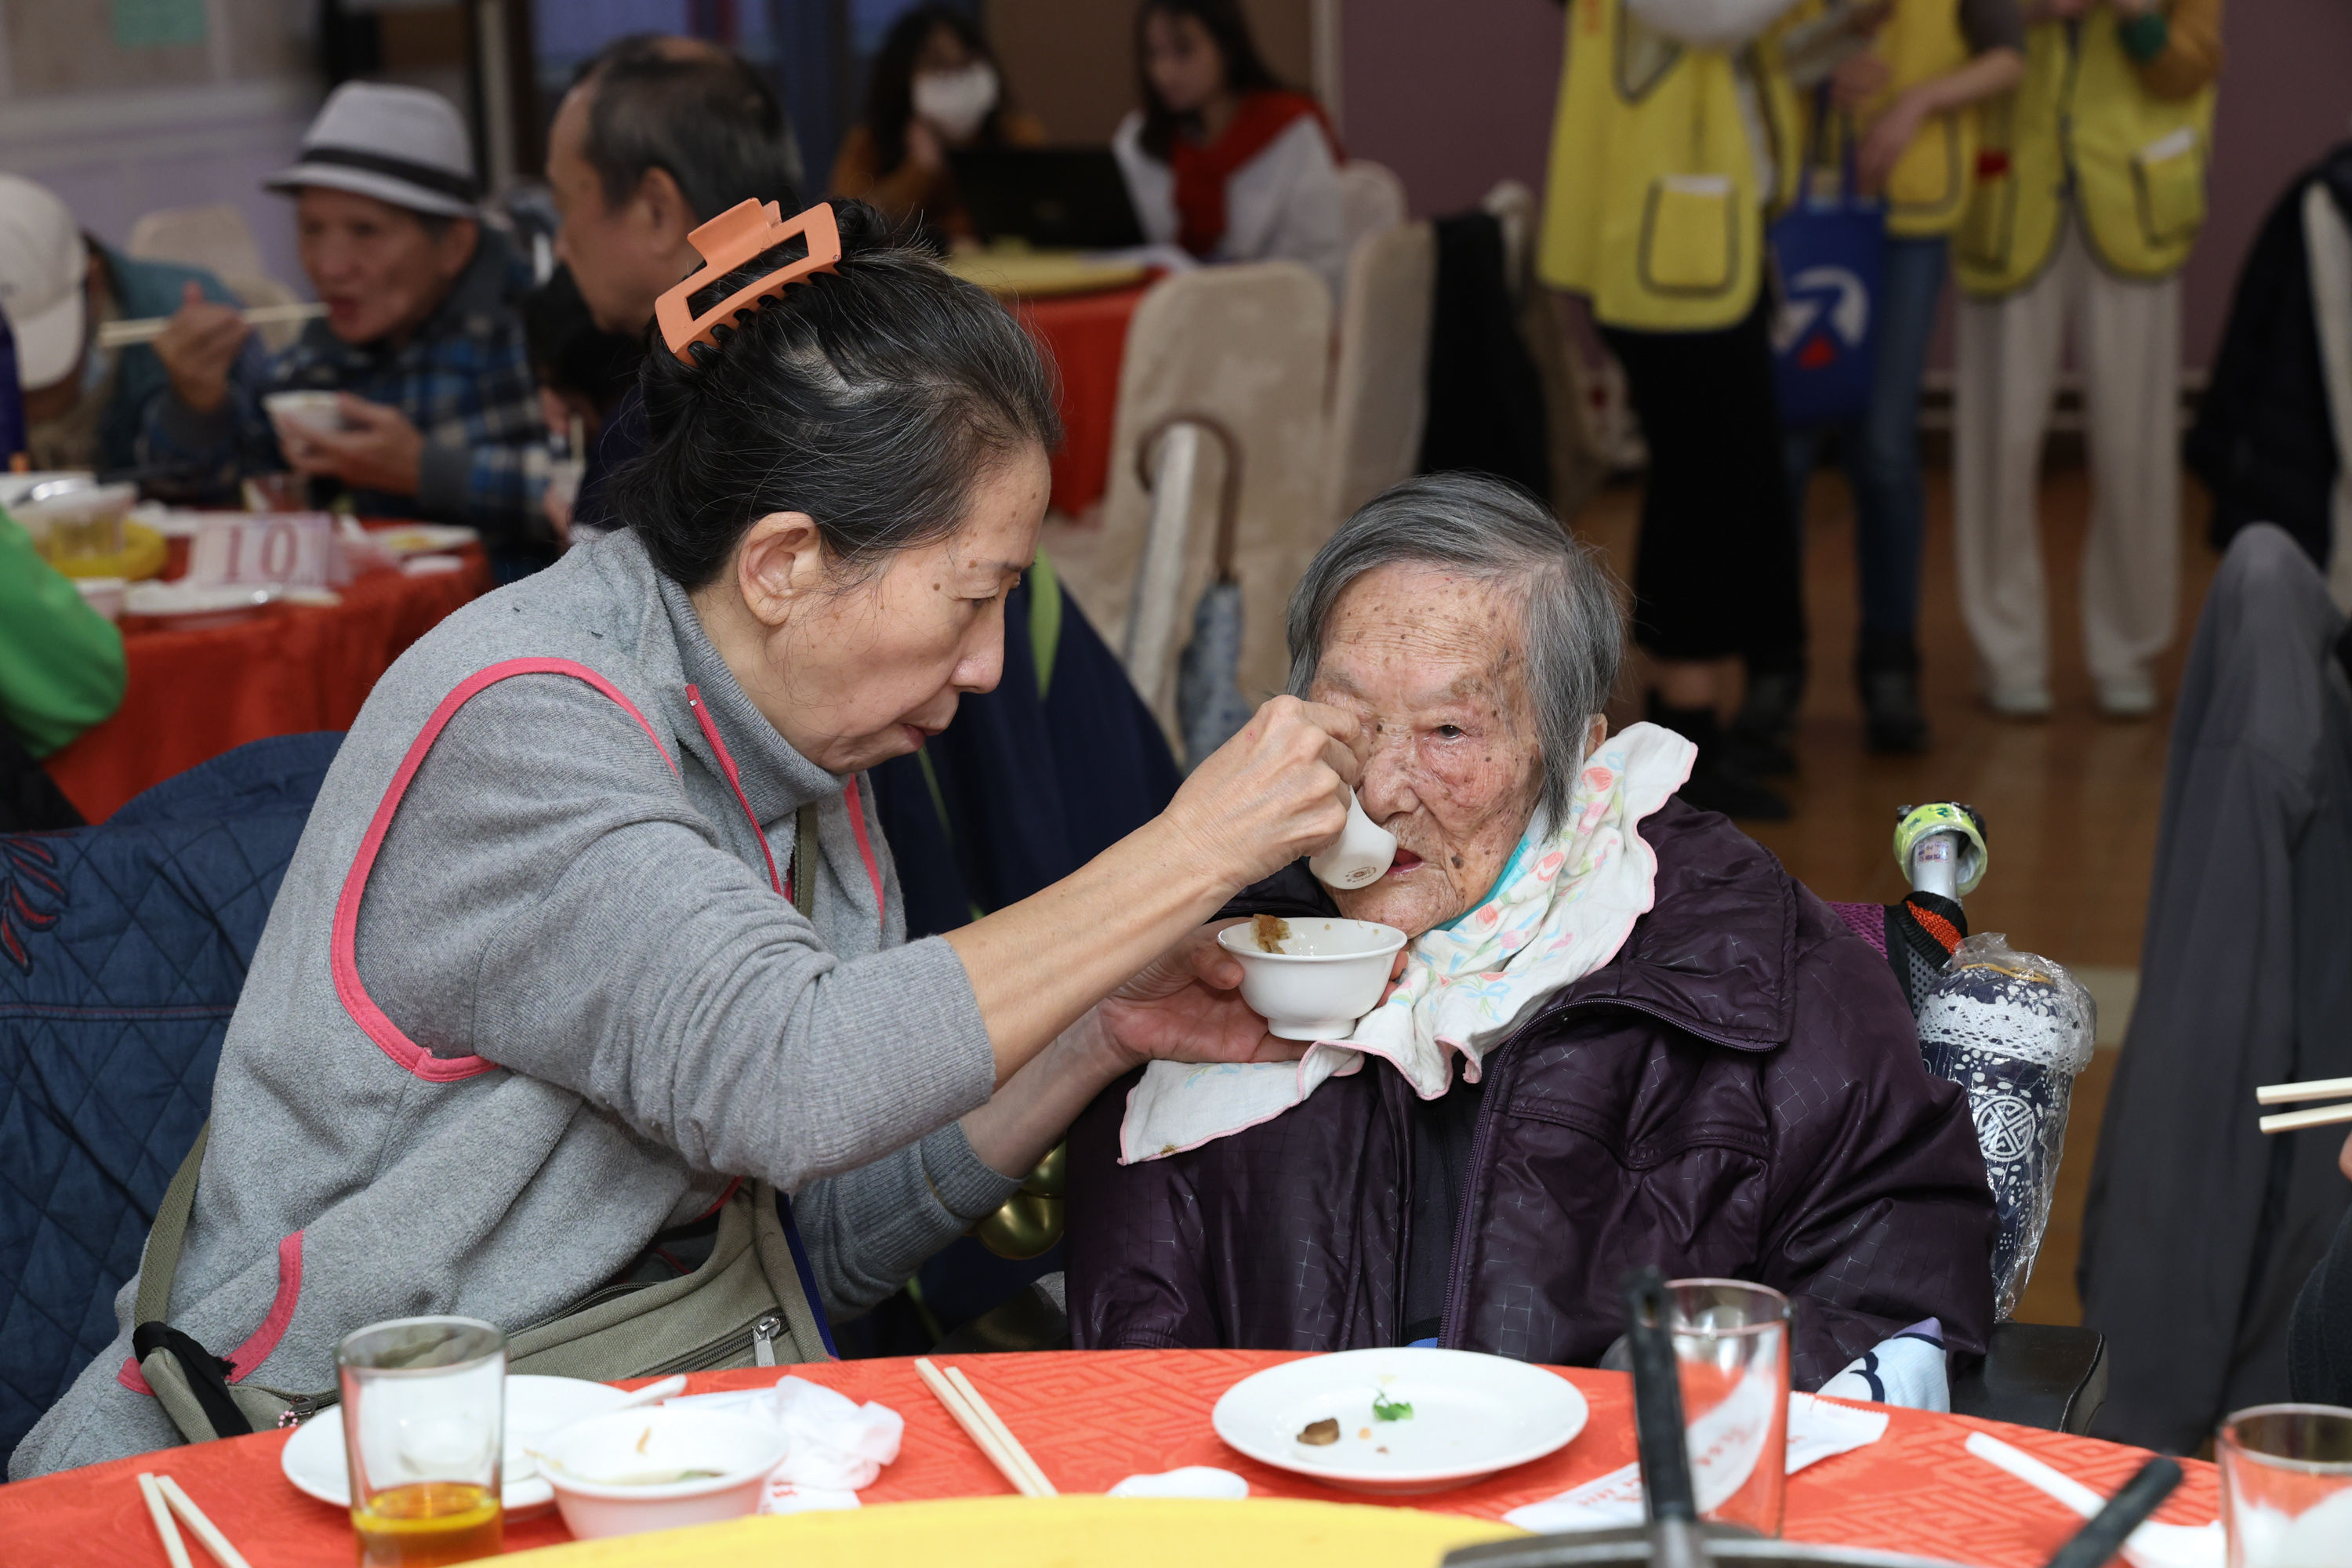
left=13, top=528, right=1016, bottom=1478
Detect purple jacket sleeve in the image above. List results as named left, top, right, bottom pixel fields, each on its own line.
left=1757, top=914, right=1998, bottom=1382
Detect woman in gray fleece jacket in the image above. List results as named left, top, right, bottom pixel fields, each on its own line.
left=15, top=200, right=1360, bottom=1475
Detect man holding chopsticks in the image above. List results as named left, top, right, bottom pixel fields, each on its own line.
left=0, top=173, right=249, bottom=476
left=142, top=82, right=551, bottom=569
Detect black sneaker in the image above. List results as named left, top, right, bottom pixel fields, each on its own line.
left=1650, top=695, right=1792, bottom=822
left=1727, top=663, right=1805, bottom=776
left=1857, top=633, right=1929, bottom=755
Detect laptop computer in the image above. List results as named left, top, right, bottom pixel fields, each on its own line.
left=946, top=147, right=1147, bottom=250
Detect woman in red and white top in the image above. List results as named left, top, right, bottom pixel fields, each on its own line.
left=1110, top=0, right=1348, bottom=299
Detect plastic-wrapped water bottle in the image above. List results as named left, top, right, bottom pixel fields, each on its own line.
left=1915, top=934, right=2096, bottom=1319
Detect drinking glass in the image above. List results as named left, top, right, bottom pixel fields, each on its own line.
left=243, top=471, right=309, bottom=512
left=2220, top=1403, right=2352, bottom=1568
left=1664, top=1278, right=1791, bottom=1537
left=339, top=1317, right=506, bottom=1568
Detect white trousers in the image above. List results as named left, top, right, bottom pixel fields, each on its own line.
left=1952, top=216, right=2182, bottom=693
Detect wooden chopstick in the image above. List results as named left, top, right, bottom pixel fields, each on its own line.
left=2258, top=1076, right=2352, bottom=1105
left=943, top=1364, right=1056, bottom=1497
left=97, top=303, right=325, bottom=349
left=2260, top=1101, right=2352, bottom=1135
left=913, top=1356, right=1052, bottom=1497
left=152, top=1475, right=252, bottom=1568
left=136, top=1474, right=194, bottom=1568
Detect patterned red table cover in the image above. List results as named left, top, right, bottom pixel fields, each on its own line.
left=0, top=1350, right=2216, bottom=1566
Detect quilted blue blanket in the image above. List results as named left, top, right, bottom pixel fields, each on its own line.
left=0, top=733, right=339, bottom=1466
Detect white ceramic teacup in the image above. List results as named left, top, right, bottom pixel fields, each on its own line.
left=1218, top=916, right=1409, bottom=1040
left=1308, top=793, right=1399, bottom=891
left=263, top=390, right=350, bottom=440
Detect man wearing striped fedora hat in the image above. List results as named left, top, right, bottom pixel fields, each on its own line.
left=144, top=82, right=547, bottom=562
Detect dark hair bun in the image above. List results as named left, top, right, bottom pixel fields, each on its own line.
left=616, top=198, right=1062, bottom=589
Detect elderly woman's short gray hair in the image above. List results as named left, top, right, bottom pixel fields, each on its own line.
left=1286, top=473, right=1625, bottom=829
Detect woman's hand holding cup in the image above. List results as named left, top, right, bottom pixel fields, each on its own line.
left=1162, top=695, right=1359, bottom=892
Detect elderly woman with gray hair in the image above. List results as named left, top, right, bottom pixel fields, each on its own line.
left=1067, top=474, right=1997, bottom=1385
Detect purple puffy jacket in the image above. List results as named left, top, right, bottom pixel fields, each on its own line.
left=1067, top=798, right=1997, bottom=1388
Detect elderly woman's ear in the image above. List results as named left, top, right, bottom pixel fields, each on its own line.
left=731, top=511, right=831, bottom=626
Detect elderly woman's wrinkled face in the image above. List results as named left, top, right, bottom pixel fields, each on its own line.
left=1308, top=564, right=1546, bottom=938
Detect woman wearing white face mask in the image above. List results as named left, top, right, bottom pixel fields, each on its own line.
left=830, top=6, right=1044, bottom=242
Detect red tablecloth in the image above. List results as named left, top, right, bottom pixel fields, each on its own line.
left=42, top=544, right=494, bottom=822
left=0, top=1351, right=2218, bottom=1566
left=1017, top=284, right=1148, bottom=517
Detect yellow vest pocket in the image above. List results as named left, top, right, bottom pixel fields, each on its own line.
left=2132, top=128, right=2205, bottom=246
left=1640, top=174, right=1739, bottom=296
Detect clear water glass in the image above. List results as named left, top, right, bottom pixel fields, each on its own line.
left=1664, top=1277, right=1791, bottom=1537
left=338, top=1316, right=506, bottom=1567
left=2220, top=1403, right=2352, bottom=1568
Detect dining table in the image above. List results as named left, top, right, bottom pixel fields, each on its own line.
left=0, top=1348, right=2219, bottom=1566
left=41, top=528, right=494, bottom=823
left=942, top=249, right=1152, bottom=520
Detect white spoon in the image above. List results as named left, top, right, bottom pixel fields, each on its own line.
left=1964, top=1431, right=2223, bottom=1568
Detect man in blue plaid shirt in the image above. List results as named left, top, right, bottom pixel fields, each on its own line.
left=142, top=83, right=549, bottom=561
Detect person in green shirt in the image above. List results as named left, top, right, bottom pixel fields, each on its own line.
left=0, top=505, right=125, bottom=758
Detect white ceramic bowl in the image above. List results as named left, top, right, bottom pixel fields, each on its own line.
left=534, top=1408, right=786, bottom=1540
left=1218, top=917, right=1408, bottom=1040
left=263, top=390, right=349, bottom=437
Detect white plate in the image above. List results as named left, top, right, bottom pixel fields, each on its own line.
left=281, top=1374, right=634, bottom=1515
left=368, top=523, right=479, bottom=557
left=1211, top=1347, right=1588, bottom=1495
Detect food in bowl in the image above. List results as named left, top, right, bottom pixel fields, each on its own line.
left=534, top=1408, right=786, bottom=1540
left=263, top=390, right=350, bottom=440
left=1252, top=913, right=1291, bottom=954
left=1216, top=917, right=1409, bottom=1041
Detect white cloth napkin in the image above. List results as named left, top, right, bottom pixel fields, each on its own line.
left=1501, top=1392, right=1889, bottom=1534
left=1120, top=724, right=1697, bottom=1162
left=662, top=1374, right=904, bottom=1512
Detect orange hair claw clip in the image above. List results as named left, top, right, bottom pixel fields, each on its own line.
left=654, top=198, right=842, bottom=365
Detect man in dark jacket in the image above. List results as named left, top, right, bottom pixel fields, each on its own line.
left=1067, top=475, right=1997, bottom=1388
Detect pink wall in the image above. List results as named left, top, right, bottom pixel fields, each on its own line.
left=2180, top=0, right=2352, bottom=370
left=1340, top=0, right=2352, bottom=372
left=1339, top=0, right=1563, bottom=219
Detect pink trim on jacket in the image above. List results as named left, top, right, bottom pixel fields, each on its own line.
left=842, top=775, right=886, bottom=941
left=686, top=685, right=782, bottom=897
left=681, top=684, right=887, bottom=928
left=332, top=658, right=676, bottom=1083
left=118, top=1231, right=306, bottom=1395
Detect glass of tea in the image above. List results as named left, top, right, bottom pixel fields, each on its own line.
left=338, top=1317, right=506, bottom=1567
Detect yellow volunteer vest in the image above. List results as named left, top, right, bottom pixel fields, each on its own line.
left=1955, top=10, right=2214, bottom=296
left=1853, top=0, right=1976, bottom=237
left=1537, top=0, right=1798, bottom=332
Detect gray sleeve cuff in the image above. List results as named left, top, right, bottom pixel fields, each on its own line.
left=416, top=440, right=472, bottom=517
left=919, top=1123, right=1023, bottom=1221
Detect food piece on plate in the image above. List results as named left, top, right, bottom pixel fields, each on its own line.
left=1253, top=913, right=1290, bottom=954
left=1297, top=1417, right=1340, bottom=1446
left=1372, top=1392, right=1414, bottom=1422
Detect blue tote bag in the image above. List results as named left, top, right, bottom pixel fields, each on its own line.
left=1769, top=106, right=1886, bottom=430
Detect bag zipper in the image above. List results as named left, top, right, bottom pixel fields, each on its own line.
left=636, top=1310, right=788, bottom=1379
